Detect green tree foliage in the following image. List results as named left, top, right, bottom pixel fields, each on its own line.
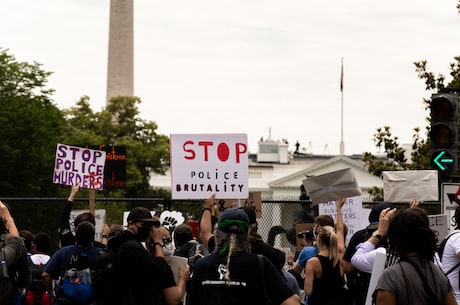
left=0, top=49, right=65, bottom=196
left=62, top=95, right=170, bottom=197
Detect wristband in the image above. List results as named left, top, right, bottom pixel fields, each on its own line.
left=202, top=208, right=212, bottom=212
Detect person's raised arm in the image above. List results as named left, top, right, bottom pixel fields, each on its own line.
left=59, top=184, right=80, bottom=238
left=199, top=194, right=215, bottom=250
left=336, top=198, right=345, bottom=260
left=0, top=201, right=18, bottom=237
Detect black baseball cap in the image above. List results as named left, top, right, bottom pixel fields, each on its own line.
left=127, top=207, right=159, bottom=225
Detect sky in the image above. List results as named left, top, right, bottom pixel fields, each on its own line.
left=2, top=0, right=460, bottom=155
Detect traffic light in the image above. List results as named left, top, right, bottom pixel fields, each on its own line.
left=430, top=93, right=459, bottom=174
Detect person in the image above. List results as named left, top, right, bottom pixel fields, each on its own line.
left=173, top=223, right=196, bottom=257
left=43, top=221, right=103, bottom=305
left=304, top=198, right=345, bottom=305
left=0, top=201, right=28, bottom=305
left=375, top=207, right=456, bottom=305
left=59, top=184, right=104, bottom=249
left=187, top=208, right=300, bottom=305
left=341, top=202, right=393, bottom=305
left=350, top=207, right=396, bottom=273
left=105, top=206, right=189, bottom=305
left=291, top=228, right=316, bottom=275
left=19, top=230, right=34, bottom=255
left=350, top=200, right=421, bottom=274
left=440, top=205, right=460, bottom=304
left=25, top=232, right=52, bottom=305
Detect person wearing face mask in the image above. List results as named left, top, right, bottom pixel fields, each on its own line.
left=105, top=207, right=190, bottom=305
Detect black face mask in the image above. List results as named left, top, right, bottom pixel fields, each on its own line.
left=136, top=225, right=151, bottom=241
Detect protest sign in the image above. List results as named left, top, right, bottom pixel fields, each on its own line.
left=318, top=196, right=368, bottom=244
left=303, top=168, right=361, bottom=205
left=429, top=214, right=448, bottom=242
left=70, top=209, right=106, bottom=241
left=170, top=134, right=249, bottom=199
left=89, top=145, right=127, bottom=189
left=53, top=144, right=107, bottom=190
left=383, top=170, right=438, bottom=202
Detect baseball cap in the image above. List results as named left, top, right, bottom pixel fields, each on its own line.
left=369, top=202, right=394, bottom=223
left=218, top=208, right=250, bottom=234
left=239, top=206, right=257, bottom=225
left=127, top=207, right=159, bottom=225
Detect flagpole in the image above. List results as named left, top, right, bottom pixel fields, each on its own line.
left=340, top=58, right=345, bottom=155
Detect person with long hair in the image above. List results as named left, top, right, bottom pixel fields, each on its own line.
left=304, top=198, right=345, bottom=305
left=375, top=207, right=456, bottom=305
left=188, top=208, right=300, bottom=305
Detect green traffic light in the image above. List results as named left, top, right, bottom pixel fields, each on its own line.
left=432, top=150, right=454, bottom=171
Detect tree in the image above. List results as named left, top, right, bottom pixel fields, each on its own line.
left=363, top=57, right=460, bottom=201
left=0, top=49, right=65, bottom=196
left=62, top=95, right=170, bottom=197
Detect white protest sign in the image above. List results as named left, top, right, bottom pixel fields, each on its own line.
left=318, top=196, right=369, bottom=244
left=170, top=134, right=249, bottom=199
left=429, top=214, right=448, bottom=242
left=70, top=209, right=106, bottom=242
left=53, top=143, right=107, bottom=190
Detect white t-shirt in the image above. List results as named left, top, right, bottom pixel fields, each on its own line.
left=441, top=230, right=460, bottom=304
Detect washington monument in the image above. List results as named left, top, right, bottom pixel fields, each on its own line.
left=106, top=0, right=134, bottom=104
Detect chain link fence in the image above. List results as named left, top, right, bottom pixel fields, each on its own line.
left=2, top=196, right=441, bottom=254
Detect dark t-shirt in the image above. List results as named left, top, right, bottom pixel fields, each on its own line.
left=188, top=252, right=295, bottom=305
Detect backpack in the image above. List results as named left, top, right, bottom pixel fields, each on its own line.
left=437, top=231, right=460, bottom=276
left=60, top=250, right=93, bottom=302
left=438, top=231, right=460, bottom=262
left=25, top=256, right=50, bottom=305
left=93, top=248, right=122, bottom=305
left=187, top=240, right=208, bottom=271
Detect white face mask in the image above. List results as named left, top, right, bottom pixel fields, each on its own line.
left=163, top=242, right=175, bottom=256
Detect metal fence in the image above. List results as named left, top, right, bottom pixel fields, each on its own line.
left=2, top=197, right=442, bottom=255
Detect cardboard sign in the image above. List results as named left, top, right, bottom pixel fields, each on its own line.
left=170, top=134, right=249, bottom=199
left=215, top=192, right=262, bottom=218
left=303, top=168, right=361, bottom=205
left=383, top=170, right=438, bottom=202
left=53, top=144, right=106, bottom=190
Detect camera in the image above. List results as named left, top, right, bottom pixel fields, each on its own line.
left=0, top=217, right=6, bottom=235
left=297, top=227, right=314, bottom=239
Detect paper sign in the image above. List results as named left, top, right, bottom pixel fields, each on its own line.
left=429, top=214, right=448, bottom=242
left=70, top=209, right=106, bottom=242
left=170, top=134, right=249, bottom=199
left=303, top=168, right=361, bottom=205
left=318, top=196, right=369, bottom=244
left=383, top=170, right=438, bottom=202
left=53, top=144, right=107, bottom=190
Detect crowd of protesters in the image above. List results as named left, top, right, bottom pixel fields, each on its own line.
left=1, top=186, right=459, bottom=305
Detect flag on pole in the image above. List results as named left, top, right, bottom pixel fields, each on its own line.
left=340, top=58, right=344, bottom=92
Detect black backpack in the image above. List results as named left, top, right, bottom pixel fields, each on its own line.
left=25, top=256, right=47, bottom=305
left=94, top=248, right=122, bottom=305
